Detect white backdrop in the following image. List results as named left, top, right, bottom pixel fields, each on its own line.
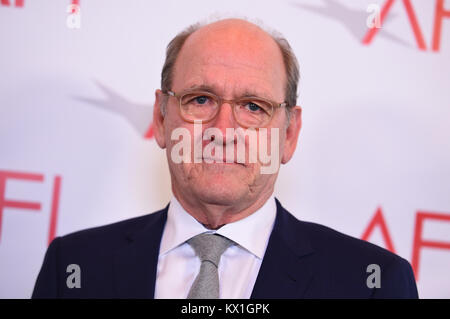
left=0, top=0, right=449, bottom=298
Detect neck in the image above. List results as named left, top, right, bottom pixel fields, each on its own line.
left=172, top=187, right=274, bottom=229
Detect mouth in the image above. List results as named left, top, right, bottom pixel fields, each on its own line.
left=199, top=157, right=246, bottom=167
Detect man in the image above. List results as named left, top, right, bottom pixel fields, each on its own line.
left=32, top=18, right=418, bottom=298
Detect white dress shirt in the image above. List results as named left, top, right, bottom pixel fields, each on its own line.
left=154, top=196, right=277, bottom=299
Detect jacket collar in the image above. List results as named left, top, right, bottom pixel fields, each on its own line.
left=113, top=207, right=167, bottom=298
left=112, top=199, right=315, bottom=298
left=250, top=198, right=315, bottom=298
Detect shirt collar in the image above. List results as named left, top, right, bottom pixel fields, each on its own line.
left=159, top=196, right=277, bottom=259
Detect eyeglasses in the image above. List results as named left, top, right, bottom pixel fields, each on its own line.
left=164, top=90, right=287, bottom=128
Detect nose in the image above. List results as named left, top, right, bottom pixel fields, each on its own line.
left=208, top=101, right=238, bottom=142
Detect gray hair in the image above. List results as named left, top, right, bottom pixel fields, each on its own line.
left=160, top=19, right=300, bottom=121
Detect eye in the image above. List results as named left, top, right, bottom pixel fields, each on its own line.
left=182, top=93, right=213, bottom=105
left=193, top=96, right=209, bottom=105
left=245, top=102, right=263, bottom=113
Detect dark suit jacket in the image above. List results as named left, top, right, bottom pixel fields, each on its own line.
left=32, top=199, right=418, bottom=298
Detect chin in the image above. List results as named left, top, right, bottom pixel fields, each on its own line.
left=191, top=171, right=250, bottom=205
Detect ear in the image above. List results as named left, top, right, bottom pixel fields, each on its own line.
left=153, top=89, right=167, bottom=149
left=281, top=106, right=302, bottom=164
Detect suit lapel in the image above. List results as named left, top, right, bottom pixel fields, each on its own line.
left=111, top=200, right=314, bottom=298
left=113, top=207, right=167, bottom=298
left=251, top=199, right=315, bottom=298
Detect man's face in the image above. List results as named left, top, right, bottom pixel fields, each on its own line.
left=154, top=20, right=301, bottom=213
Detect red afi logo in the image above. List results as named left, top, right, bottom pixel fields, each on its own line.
left=363, top=0, right=450, bottom=51
left=0, top=0, right=78, bottom=8
left=0, top=0, right=24, bottom=7
left=295, top=0, right=450, bottom=52
left=362, top=207, right=450, bottom=281
left=0, top=170, right=61, bottom=246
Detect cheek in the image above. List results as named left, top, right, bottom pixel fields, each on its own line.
left=277, top=130, right=287, bottom=153
left=260, top=126, right=286, bottom=155
left=165, top=121, right=196, bottom=161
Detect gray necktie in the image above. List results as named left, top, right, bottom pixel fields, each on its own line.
left=187, top=233, right=234, bottom=299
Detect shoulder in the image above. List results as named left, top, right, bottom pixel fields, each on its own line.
left=33, top=207, right=167, bottom=298
left=300, top=218, right=401, bottom=264
left=276, top=201, right=418, bottom=298
left=50, top=207, right=167, bottom=261
left=277, top=201, right=400, bottom=264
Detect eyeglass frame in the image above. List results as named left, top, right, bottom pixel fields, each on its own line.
left=162, top=89, right=288, bottom=129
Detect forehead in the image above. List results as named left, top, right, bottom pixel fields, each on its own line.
left=172, top=20, right=286, bottom=100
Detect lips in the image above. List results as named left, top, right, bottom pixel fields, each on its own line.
left=200, top=156, right=246, bottom=166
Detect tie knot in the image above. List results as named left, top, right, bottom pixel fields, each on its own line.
left=187, top=233, right=234, bottom=267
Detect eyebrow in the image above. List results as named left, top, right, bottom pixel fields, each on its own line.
left=183, top=84, right=274, bottom=100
